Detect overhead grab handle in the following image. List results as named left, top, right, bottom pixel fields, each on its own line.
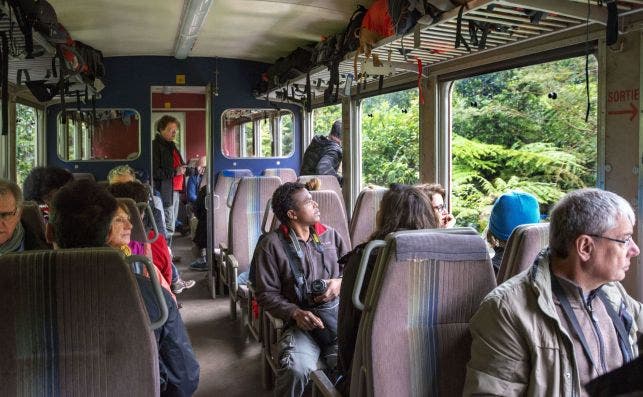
left=352, top=239, right=386, bottom=311
left=137, top=202, right=159, bottom=243
left=127, top=254, right=169, bottom=330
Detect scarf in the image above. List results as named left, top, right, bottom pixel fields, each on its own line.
left=0, top=221, right=25, bottom=255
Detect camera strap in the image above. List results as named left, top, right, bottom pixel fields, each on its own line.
left=280, top=227, right=330, bottom=304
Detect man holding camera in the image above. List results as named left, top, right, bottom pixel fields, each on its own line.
left=254, top=182, right=348, bottom=397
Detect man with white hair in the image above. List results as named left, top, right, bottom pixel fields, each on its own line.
left=0, top=179, right=49, bottom=255
left=464, top=188, right=643, bottom=396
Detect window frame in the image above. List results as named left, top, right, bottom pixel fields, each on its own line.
left=220, top=108, right=295, bottom=159
left=55, top=108, right=142, bottom=162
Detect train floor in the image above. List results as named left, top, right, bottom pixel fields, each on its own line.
left=170, top=233, right=272, bottom=397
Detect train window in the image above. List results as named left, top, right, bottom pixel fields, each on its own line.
left=280, top=113, right=294, bottom=155
left=15, top=103, right=41, bottom=185
left=312, top=104, right=341, bottom=136
left=450, top=55, right=598, bottom=230
left=361, top=88, right=419, bottom=187
left=221, top=108, right=294, bottom=158
left=57, top=109, right=141, bottom=161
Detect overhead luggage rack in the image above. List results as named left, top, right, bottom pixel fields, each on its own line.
left=258, top=0, right=643, bottom=104
left=0, top=0, right=102, bottom=102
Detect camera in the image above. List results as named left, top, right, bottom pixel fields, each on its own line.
left=310, top=279, right=328, bottom=295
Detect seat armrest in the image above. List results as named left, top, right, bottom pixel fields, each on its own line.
left=264, top=310, right=283, bottom=330
left=311, top=370, right=342, bottom=397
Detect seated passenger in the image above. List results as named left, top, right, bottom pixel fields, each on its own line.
left=486, top=191, right=540, bottom=273
left=46, top=180, right=199, bottom=396
left=107, top=182, right=174, bottom=287
left=186, top=156, right=206, bottom=205
left=108, top=164, right=138, bottom=184
left=254, top=182, right=349, bottom=397
left=464, top=188, right=643, bottom=396
left=416, top=183, right=456, bottom=228
left=336, top=184, right=438, bottom=395
left=189, top=182, right=208, bottom=272
left=107, top=201, right=146, bottom=256
left=109, top=164, right=166, bottom=237
left=108, top=171, right=195, bottom=295
left=22, top=166, right=73, bottom=222
left=0, top=179, right=50, bottom=255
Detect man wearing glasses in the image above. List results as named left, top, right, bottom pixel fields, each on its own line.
left=464, top=188, right=643, bottom=396
left=0, top=179, right=49, bottom=255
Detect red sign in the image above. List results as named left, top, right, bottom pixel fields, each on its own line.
left=607, top=88, right=639, bottom=103
left=607, top=101, right=638, bottom=121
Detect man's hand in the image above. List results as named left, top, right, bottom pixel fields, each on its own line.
left=175, top=165, right=186, bottom=176
left=292, top=308, right=324, bottom=331
left=313, top=278, right=341, bottom=304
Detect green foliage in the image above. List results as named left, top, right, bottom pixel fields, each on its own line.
left=308, top=57, right=596, bottom=232
left=451, top=135, right=585, bottom=228
left=312, top=104, right=341, bottom=136
left=451, top=56, right=597, bottom=230
left=16, top=104, right=37, bottom=185
left=280, top=114, right=294, bottom=156
left=362, top=89, right=419, bottom=186
left=260, top=118, right=272, bottom=157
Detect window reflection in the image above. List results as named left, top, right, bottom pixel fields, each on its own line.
left=57, top=109, right=141, bottom=161
left=221, top=108, right=294, bottom=158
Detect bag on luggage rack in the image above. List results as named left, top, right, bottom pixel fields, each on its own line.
left=311, top=34, right=339, bottom=67
left=338, top=5, right=367, bottom=54
left=74, top=41, right=105, bottom=83
left=6, top=0, right=59, bottom=57
left=388, top=0, right=428, bottom=35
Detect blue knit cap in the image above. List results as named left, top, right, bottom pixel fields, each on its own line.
left=489, top=191, right=540, bottom=241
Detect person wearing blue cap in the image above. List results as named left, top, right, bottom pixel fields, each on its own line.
left=486, top=191, right=540, bottom=273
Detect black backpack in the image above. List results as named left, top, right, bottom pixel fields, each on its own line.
left=339, top=5, right=367, bottom=54
left=7, top=0, right=59, bottom=57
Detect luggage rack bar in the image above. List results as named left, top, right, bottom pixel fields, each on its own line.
left=259, top=0, right=643, bottom=104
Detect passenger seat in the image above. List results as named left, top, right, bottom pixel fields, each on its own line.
left=0, top=248, right=164, bottom=396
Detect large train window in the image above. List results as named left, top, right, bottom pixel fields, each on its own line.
left=361, top=88, right=419, bottom=187
left=56, top=109, right=141, bottom=161
left=450, top=55, right=598, bottom=231
left=15, top=103, right=42, bottom=185
left=312, top=104, right=341, bottom=136
left=221, top=108, right=294, bottom=158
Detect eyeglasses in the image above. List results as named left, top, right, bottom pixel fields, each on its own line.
left=589, top=234, right=633, bottom=247
left=0, top=207, right=18, bottom=221
left=112, top=216, right=131, bottom=225
left=433, top=204, right=447, bottom=213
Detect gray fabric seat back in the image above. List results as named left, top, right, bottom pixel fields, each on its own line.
left=496, top=222, right=550, bottom=284
left=351, top=228, right=496, bottom=397
left=349, top=187, right=387, bottom=247
left=72, top=172, right=96, bottom=182
left=229, top=176, right=282, bottom=273
left=0, top=248, right=159, bottom=396
left=262, top=168, right=297, bottom=183
left=310, top=190, right=351, bottom=250
left=297, top=175, right=345, bottom=216
left=212, top=169, right=252, bottom=249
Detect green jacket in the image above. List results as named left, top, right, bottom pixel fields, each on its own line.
left=463, top=252, right=643, bottom=397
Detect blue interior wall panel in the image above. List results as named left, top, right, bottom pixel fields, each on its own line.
left=46, top=56, right=301, bottom=181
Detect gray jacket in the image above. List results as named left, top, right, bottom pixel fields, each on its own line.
left=464, top=252, right=643, bottom=396
left=254, top=223, right=348, bottom=322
